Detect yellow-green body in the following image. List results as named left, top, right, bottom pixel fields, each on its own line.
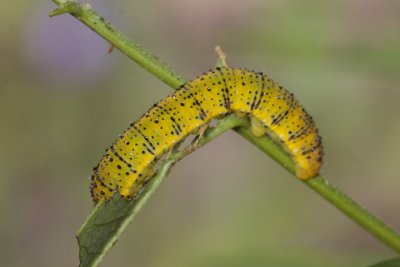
left=91, top=68, right=323, bottom=203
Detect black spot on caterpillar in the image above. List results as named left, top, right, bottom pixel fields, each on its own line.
left=90, top=67, right=323, bottom=203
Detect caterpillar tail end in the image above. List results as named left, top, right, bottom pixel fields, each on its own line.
left=295, top=168, right=318, bottom=179
left=294, top=158, right=321, bottom=179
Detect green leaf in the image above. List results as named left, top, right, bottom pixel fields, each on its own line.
left=76, top=115, right=246, bottom=267
left=77, top=159, right=175, bottom=267
left=370, top=257, right=400, bottom=267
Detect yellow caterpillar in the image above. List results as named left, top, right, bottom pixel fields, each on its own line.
left=91, top=67, right=323, bottom=203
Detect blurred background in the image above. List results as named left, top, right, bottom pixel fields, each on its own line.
left=1, top=0, right=400, bottom=266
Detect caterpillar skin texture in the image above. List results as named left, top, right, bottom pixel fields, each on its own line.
left=91, top=67, right=323, bottom=203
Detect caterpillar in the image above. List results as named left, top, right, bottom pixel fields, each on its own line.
left=91, top=67, right=323, bottom=204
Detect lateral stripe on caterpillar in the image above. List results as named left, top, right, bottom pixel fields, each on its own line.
left=90, top=67, right=323, bottom=203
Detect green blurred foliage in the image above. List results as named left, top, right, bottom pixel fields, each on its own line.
left=371, top=257, right=400, bottom=267
left=1, top=0, right=399, bottom=266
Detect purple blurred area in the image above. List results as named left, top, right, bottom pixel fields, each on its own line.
left=20, top=2, right=117, bottom=90
left=1, top=0, right=400, bottom=266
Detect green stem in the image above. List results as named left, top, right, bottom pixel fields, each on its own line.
left=50, top=0, right=400, bottom=254
left=237, top=127, right=400, bottom=252
left=306, top=177, right=400, bottom=252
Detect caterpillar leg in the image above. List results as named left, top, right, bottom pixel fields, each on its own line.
left=164, top=144, right=175, bottom=159
left=250, top=117, right=267, bottom=137
left=185, top=124, right=208, bottom=153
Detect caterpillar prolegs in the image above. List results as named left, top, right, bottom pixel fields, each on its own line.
left=91, top=67, right=323, bottom=203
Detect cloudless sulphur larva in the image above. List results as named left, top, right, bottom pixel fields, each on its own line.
left=91, top=67, right=323, bottom=203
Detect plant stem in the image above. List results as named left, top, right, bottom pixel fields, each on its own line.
left=306, top=177, right=400, bottom=252
left=238, top=127, right=400, bottom=252
left=50, top=0, right=400, bottom=254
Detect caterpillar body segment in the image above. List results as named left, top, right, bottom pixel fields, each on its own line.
left=91, top=67, right=323, bottom=203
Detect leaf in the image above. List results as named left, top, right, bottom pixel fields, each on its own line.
left=370, top=257, right=400, bottom=267
left=76, top=116, right=245, bottom=267
left=76, top=159, right=175, bottom=267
